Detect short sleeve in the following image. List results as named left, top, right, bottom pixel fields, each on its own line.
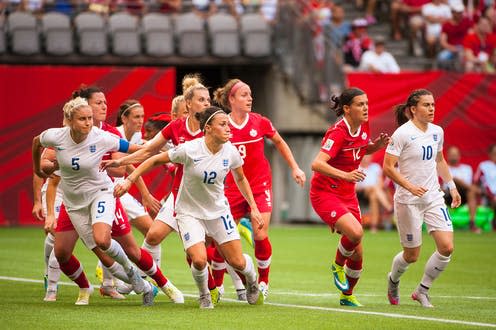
left=437, top=128, right=444, bottom=152
left=229, top=144, right=244, bottom=169
left=320, top=128, right=345, bottom=159
left=168, top=144, right=187, bottom=165
left=39, top=128, right=59, bottom=148
left=260, top=116, right=277, bottom=139
left=101, top=131, right=121, bottom=152
left=385, top=130, right=404, bottom=157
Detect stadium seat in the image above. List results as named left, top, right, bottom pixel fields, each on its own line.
left=41, top=12, right=73, bottom=55
left=174, top=12, right=207, bottom=57
left=240, top=13, right=271, bottom=57
left=0, top=16, right=5, bottom=54
left=7, top=12, right=40, bottom=55
left=108, top=12, right=140, bottom=56
left=207, top=13, right=240, bottom=57
left=74, top=12, right=108, bottom=56
left=142, top=13, right=174, bottom=57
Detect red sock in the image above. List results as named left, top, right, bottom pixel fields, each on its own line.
left=335, top=235, right=359, bottom=266
left=137, top=248, right=167, bottom=287
left=206, top=242, right=216, bottom=263
left=211, top=246, right=226, bottom=287
left=59, top=255, right=90, bottom=288
left=343, top=258, right=362, bottom=296
left=254, top=237, right=272, bottom=283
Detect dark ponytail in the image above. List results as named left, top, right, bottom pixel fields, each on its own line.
left=394, top=89, right=432, bottom=126
left=72, top=85, right=103, bottom=101
left=329, top=87, right=365, bottom=117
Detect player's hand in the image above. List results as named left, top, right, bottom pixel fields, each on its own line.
left=374, top=133, right=391, bottom=149
left=250, top=208, right=264, bottom=230
left=345, top=169, right=367, bottom=183
left=44, top=214, right=56, bottom=235
left=114, top=179, right=132, bottom=197
left=292, top=167, right=306, bottom=187
left=407, top=184, right=428, bottom=197
left=32, top=201, right=45, bottom=221
left=100, top=159, right=122, bottom=171
left=142, top=193, right=161, bottom=219
left=450, top=188, right=462, bottom=208
left=34, top=169, right=49, bottom=179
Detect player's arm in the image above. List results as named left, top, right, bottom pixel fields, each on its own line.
left=41, top=148, right=58, bottom=176
left=231, top=166, right=263, bottom=229
left=32, top=135, right=49, bottom=179
left=436, top=151, right=461, bottom=208
left=383, top=152, right=427, bottom=197
left=269, top=132, right=306, bottom=187
left=32, top=174, right=44, bottom=221
left=311, top=151, right=366, bottom=183
left=45, top=176, right=61, bottom=234
left=366, top=133, right=391, bottom=154
left=114, top=151, right=171, bottom=197
left=125, top=164, right=161, bottom=217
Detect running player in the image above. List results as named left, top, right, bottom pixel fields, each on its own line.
left=310, top=87, right=390, bottom=307
left=383, top=89, right=461, bottom=308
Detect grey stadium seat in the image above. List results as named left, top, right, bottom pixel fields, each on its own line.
left=41, top=12, right=73, bottom=55
left=142, top=13, right=174, bottom=57
left=240, top=13, right=271, bottom=57
left=0, top=16, right=5, bottom=54
left=174, top=12, right=206, bottom=57
left=208, top=13, right=239, bottom=57
left=74, top=12, right=108, bottom=56
left=7, top=12, right=40, bottom=55
left=108, top=12, right=140, bottom=56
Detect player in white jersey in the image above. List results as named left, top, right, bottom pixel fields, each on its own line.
left=32, top=97, right=158, bottom=305
left=471, top=144, right=496, bottom=231
left=111, top=106, right=264, bottom=309
left=383, top=89, right=461, bottom=308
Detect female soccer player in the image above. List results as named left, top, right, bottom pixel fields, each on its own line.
left=383, top=89, right=461, bottom=308
left=310, top=87, right=390, bottom=307
left=212, top=79, right=306, bottom=299
left=112, top=106, right=264, bottom=309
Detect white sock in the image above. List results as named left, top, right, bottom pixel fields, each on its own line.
left=47, top=249, right=60, bottom=291
left=102, top=264, right=114, bottom=287
left=142, top=240, right=162, bottom=268
left=390, top=251, right=410, bottom=283
left=238, top=254, right=257, bottom=284
left=44, top=233, right=55, bottom=275
left=420, top=251, right=451, bottom=289
left=106, top=262, right=131, bottom=284
left=226, top=263, right=245, bottom=290
left=103, top=239, right=133, bottom=273
left=191, top=264, right=209, bottom=295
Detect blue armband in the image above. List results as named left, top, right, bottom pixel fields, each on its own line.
left=118, top=139, right=130, bottom=153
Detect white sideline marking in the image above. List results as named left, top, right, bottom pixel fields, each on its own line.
left=1, top=276, right=495, bottom=328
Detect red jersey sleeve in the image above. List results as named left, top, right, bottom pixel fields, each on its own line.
left=320, top=128, right=345, bottom=159
left=260, top=115, right=277, bottom=139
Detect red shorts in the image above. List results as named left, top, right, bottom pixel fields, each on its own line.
left=310, top=191, right=362, bottom=228
left=226, top=188, right=273, bottom=220
left=56, top=198, right=131, bottom=236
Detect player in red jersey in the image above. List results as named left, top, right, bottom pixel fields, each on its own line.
left=212, top=79, right=306, bottom=300
left=310, top=87, right=390, bottom=307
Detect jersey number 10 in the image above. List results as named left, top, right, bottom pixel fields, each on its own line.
left=421, top=146, right=433, bottom=160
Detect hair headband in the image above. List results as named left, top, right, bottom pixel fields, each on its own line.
left=121, top=103, right=142, bottom=117
left=229, top=81, right=248, bottom=97
left=205, top=110, right=225, bottom=128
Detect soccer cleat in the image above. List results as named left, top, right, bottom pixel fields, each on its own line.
left=411, top=289, right=434, bottom=308
left=236, top=288, right=247, bottom=301
left=142, top=282, right=158, bottom=307
left=259, top=281, right=269, bottom=301
left=99, top=285, right=126, bottom=300
left=162, top=281, right=185, bottom=304
left=115, top=280, right=133, bottom=295
left=331, top=262, right=349, bottom=292
left=246, top=280, right=263, bottom=305
left=43, top=289, right=57, bottom=302
left=340, top=293, right=363, bottom=307
left=95, top=263, right=103, bottom=283
left=387, top=272, right=400, bottom=305
left=238, top=218, right=254, bottom=247
left=75, top=286, right=94, bottom=305
left=210, top=286, right=221, bottom=305
left=199, top=293, right=214, bottom=309
left=127, top=267, right=145, bottom=294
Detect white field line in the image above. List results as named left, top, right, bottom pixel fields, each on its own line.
left=1, top=275, right=495, bottom=328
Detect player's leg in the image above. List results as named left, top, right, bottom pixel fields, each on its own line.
left=340, top=243, right=364, bottom=307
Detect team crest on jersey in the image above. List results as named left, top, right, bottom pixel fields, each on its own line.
left=433, top=134, right=438, bottom=142
left=223, top=159, right=229, bottom=167
left=184, top=232, right=190, bottom=241
left=406, top=234, right=413, bottom=242
left=89, top=145, right=96, bottom=153
left=323, top=138, right=334, bottom=151
left=249, top=129, right=257, bottom=137
left=361, top=132, right=367, bottom=140
left=330, top=211, right=337, bottom=218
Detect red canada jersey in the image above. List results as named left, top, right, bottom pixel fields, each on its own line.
left=310, top=118, right=370, bottom=197
left=225, top=113, right=277, bottom=194
left=160, top=117, right=203, bottom=194
left=101, top=122, right=122, bottom=161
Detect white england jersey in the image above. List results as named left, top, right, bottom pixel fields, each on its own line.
left=40, top=126, right=121, bottom=211
left=117, top=125, right=143, bottom=145
left=168, top=138, right=243, bottom=220
left=386, top=121, right=444, bottom=204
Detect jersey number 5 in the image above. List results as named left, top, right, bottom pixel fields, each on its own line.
left=71, top=157, right=80, bottom=170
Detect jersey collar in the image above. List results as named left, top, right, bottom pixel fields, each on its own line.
left=343, top=117, right=361, bottom=137
left=228, top=113, right=249, bottom=129
left=186, top=116, right=202, bottom=136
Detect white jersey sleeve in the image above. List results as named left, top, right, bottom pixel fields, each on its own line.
left=168, top=144, right=188, bottom=165
left=228, top=143, right=244, bottom=170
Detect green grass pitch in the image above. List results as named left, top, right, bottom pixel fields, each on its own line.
left=0, top=226, right=495, bottom=329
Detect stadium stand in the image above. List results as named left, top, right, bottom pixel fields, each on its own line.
left=7, top=11, right=40, bottom=55
left=0, top=15, right=5, bottom=54
left=108, top=12, right=140, bottom=56
left=240, top=12, right=271, bottom=57
left=142, top=12, right=174, bottom=57
left=41, top=12, right=73, bottom=55
left=207, top=12, right=240, bottom=57
left=74, top=12, right=108, bottom=56
left=174, top=11, right=207, bottom=57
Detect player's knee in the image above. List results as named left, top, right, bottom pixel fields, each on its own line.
left=191, top=257, right=208, bottom=270
left=226, top=255, right=245, bottom=270
left=54, top=250, right=71, bottom=264
left=439, top=244, right=454, bottom=257
left=146, top=232, right=162, bottom=246
left=95, top=238, right=110, bottom=251
left=403, top=252, right=419, bottom=263
left=348, top=228, right=363, bottom=243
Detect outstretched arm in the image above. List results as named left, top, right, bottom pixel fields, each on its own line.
left=366, top=133, right=391, bottom=154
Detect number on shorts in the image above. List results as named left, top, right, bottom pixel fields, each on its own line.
left=440, top=207, right=452, bottom=225
left=97, top=201, right=106, bottom=214
left=203, top=171, right=217, bottom=184
left=221, top=214, right=234, bottom=231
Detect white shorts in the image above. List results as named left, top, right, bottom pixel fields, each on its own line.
left=155, top=194, right=178, bottom=232
left=395, top=199, right=453, bottom=248
left=41, top=189, right=63, bottom=219
left=176, top=213, right=240, bottom=250
left=66, top=191, right=116, bottom=250
left=120, top=192, right=147, bottom=220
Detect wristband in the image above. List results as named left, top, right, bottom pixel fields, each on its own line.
left=446, top=181, right=456, bottom=190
